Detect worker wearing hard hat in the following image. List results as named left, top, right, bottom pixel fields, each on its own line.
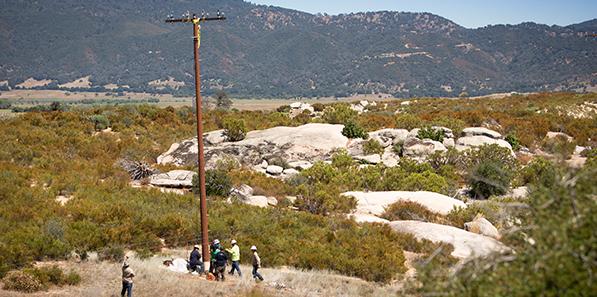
left=187, top=245, right=204, bottom=275
left=209, top=239, right=222, bottom=274
left=226, top=239, right=242, bottom=276
left=251, top=245, right=264, bottom=281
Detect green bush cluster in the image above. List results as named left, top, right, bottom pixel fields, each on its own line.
left=192, top=170, right=232, bottom=197
left=296, top=152, right=455, bottom=196
left=517, top=157, right=558, bottom=188
left=362, top=139, right=384, bottom=155
left=322, top=104, right=357, bottom=124
left=382, top=201, right=439, bottom=222
left=89, top=114, right=110, bottom=131
left=341, top=121, right=367, bottom=139
left=505, top=133, right=521, bottom=151
left=417, top=126, right=444, bottom=142
left=394, top=114, right=423, bottom=130
left=222, top=118, right=247, bottom=141
left=466, top=144, right=518, bottom=199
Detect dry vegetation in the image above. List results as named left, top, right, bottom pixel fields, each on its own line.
left=0, top=92, right=595, bottom=296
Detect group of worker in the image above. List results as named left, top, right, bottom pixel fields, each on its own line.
left=188, top=239, right=264, bottom=282
left=120, top=240, right=263, bottom=297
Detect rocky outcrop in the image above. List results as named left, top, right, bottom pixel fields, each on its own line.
left=456, top=127, right=512, bottom=151
left=342, top=191, right=467, bottom=217
left=289, top=102, right=315, bottom=118
left=389, top=220, right=508, bottom=258
left=464, top=214, right=501, bottom=239
left=157, top=124, right=349, bottom=169
left=350, top=100, right=376, bottom=114
left=368, top=129, right=409, bottom=147
left=403, top=138, right=447, bottom=160
left=245, top=196, right=270, bottom=208
left=149, top=170, right=195, bottom=187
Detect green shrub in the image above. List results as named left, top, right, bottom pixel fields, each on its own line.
left=341, top=121, right=368, bottom=139
left=294, top=184, right=356, bottom=215
left=418, top=126, right=444, bottom=142
left=276, top=105, right=290, bottom=113
left=98, top=245, right=124, bottom=262
left=542, top=135, right=576, bottom=159
left=312, top=103, right=325, bottom=112
left=265, top=155, right=288, bottom=169
left=444, top=201, right=502, bottom=229
left=64, top=271, right=81, bottom=286
left=392, top=141, right=404, bottom=156
left=394, top=114, right=424, bottom=130
left=505, top=133, right=521, bottom=151
left=331, top=149, right=355, bottom=169
left=362, top=139, right=384, bottom=155
left=518, top=157, right=558, bottom=188
left=5, top=266, right=82, bottom=292
left=466, top=144, right=517, bottom=173
left=0, top=99, right=12, bottom=109
left=382, top=201, right=438, bottom=222
left=401, top=171, right=450, bottom=194
left=468, top=161, right=512, bottom=199
left=2, top=270, right=44, bottom=292
left=323, top=104, right=357, bottom=124
left=222, top=118, right=247, bottom=142
left=89, top=114, right=110, bottom=131
left=192, top=170, right=232, bottom=197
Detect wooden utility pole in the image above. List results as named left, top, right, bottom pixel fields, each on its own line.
left=165, top=12, right=225, bottom=269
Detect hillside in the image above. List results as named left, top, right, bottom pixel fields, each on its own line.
left=0, top=93, right=595, bottom=295
left=0, top=0, right=596, bottom=98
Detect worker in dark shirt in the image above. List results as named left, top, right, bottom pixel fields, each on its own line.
left=214, top=248, right=228, bottom=281
left=187, top=245, right=204, bottom=275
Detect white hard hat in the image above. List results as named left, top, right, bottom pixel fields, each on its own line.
left=231, top=239, right=237, bottom=244
left=214, top=239, right=220, bottom=244
left=194, top=244, right=200, bottom=249
left=250, top=245, right=257, bottom=250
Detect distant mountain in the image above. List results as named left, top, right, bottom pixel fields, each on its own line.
left=0, top=0, right=595, bottom=98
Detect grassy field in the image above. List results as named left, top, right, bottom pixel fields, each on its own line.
left=0, top=90, right=397, bottom=111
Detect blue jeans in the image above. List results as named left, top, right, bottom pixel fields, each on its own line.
left=229, top=261, right=242, bottom=276
left=252, top=265, right=263, bottom=281
left=121, top=282, right=133, bottom=297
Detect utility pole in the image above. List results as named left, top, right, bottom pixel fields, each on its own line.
left=165, top=11, right=225, bottom=270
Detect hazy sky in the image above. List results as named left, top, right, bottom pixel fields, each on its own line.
left=250, top=0, right=597, bottom=28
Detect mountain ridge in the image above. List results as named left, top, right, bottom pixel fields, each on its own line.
left=0, top=0, right=595, bottom=98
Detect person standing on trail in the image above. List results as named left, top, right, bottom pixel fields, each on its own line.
left=209, top=239, right=221, bottom=274
left=227, top=239, right=242, bottom=276
left=251, top=245, right=264, bottom=281
left=121, top=256, right=135, bottom=297
left=214, top=248, right=228, bottom=281
left=188, top=245, right=204, bottom=275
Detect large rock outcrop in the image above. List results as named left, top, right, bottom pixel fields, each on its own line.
left=389, top=220, right=508, bottom=258
left=456, top=127, right=512, bottom=151
left=149, top=170, right=195, bottom=187
left=157, top=123, right=349, bottom=169
left=342, top=191, right=467, bottom=218
left=464, top=214, right=501, bottom=240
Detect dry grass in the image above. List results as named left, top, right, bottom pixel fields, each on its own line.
left=0, top=249, right=411, bottom=297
